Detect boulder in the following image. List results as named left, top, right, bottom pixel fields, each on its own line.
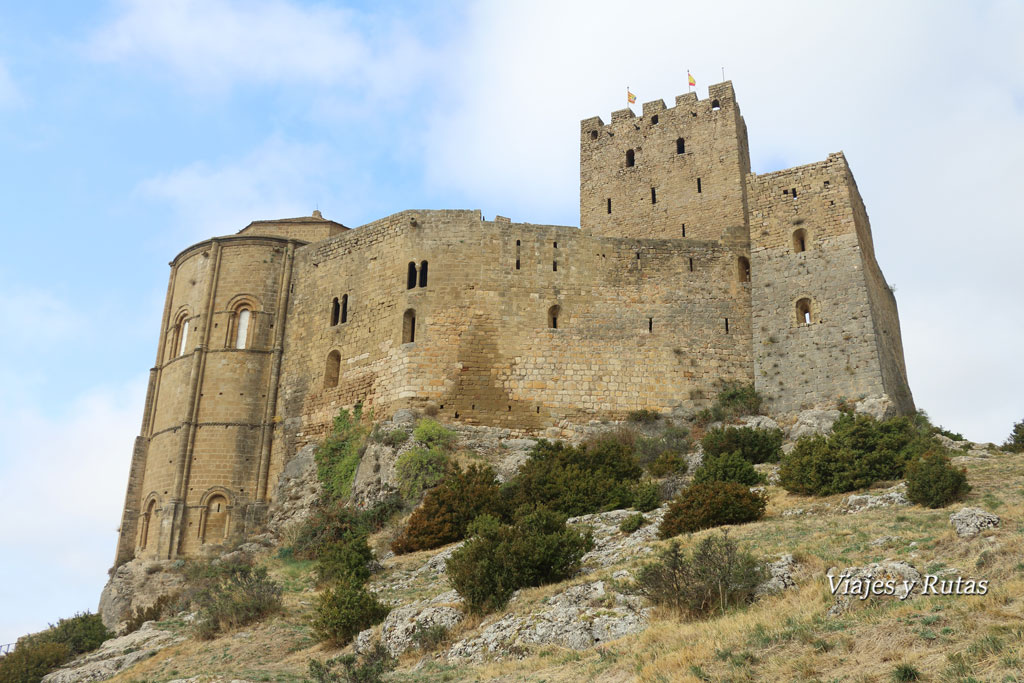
left=741, top=415, right=781, bottom=431
left=41, top=621, right=185, bottom=683
left=374, top=603, right=464, bottom=656
left=949, top=508, right=1000, bottom=538
left=788, top=409, right=841, bottom=440
left=842, top=484, right=910, bottom=513
left=265, top=443, right=321, bottom=536
left=756, top=554, right=797, bottom=595
left=854, top=395, right=897, bottom=422
left=98, top=559, right=186, bottom=634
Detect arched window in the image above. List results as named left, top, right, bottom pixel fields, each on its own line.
left=202, top=494, right=229, bottom=544
left=626, top=149, right=635, bottom=167
left=419, top=261, right=428, bottom=288
left=330, top=297, right=340, bottom=326
left=796, top=298, right=813, bottom=325
left=793, top=228, right=807, bottom=253
left=711, top=99, right=721, bottom=110
left=172, top=312, right=190, bottom=358
left=325, top=350, right=340, bottom=388
left=140, top=499, right=156, bottom=550
left=407, top=262, right=417, bottom=289
left=737, top=257, right=751, bottom=283
left=676, top=137, right=685, bottom=154
left=403, top=309, right=416, bottom=343
left=340, top=294, right=348, bottom=323
left=234, top=308, right=251, bottom=349
left=548, top=305, right=560, bottom=329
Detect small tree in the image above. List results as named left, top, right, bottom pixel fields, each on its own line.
left=314, top=577, right=390, bottom=646
left=691, top=450, right=761, bottom=486
left=1003, top=419, right=1024, bottom=453
left=659, top=482, right=766, bottom=538
left=905, top=452, right=970, bottom=508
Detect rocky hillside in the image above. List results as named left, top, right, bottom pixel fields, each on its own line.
left=36, top=402, right=1024, bottom=682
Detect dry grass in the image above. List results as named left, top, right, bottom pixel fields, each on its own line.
left=102, top=450, right=1024, bottom=682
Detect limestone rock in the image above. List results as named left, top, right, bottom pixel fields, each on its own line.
left=567, top=507, right=667, bottom=568
left=741, top=415, right=781, bottom=431
left=376, top=603, right=464, bottom=656
left=842, top=484, right=909, bottom=513
left=949, top=508, right=1000, bottom=538
left=391, top=409, right=417, bottom=427
left=265, top=443, right=321, bottom=537
left=788, top=409, right=841, bottom=440
left=827, top=561, right=921, bottom=617
left=41, top=621, right=185, bottom=683
left=756, top=554, right=797, bottom=595
left=854, top=395, right=897, bottom=422
left=98, top=559, right=185, bottom=634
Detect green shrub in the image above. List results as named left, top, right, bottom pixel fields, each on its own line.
left=890, top=662, right=922, bottom=682
left=701, top=426, right=783, bottom=464
left=905, top=452, right=970, bottom=508
left=16, top=612, right=110, bottom=658
left=124, top=593, right=178, bottom=634
left=316, top=406, right=372, bottom=502
left=0, top=641, right=71, bottom=683
left=308, top=639, right=395, bottom=683
left=631, top=533, right=765, bottom=616
left=692, top=450, right=762, bottom=486
left=659, top=482, right=767, bottom=538
left=1004, top=419, right=1024, bottom=453
left=358, top=493, right=405, bottom=533
left=382, top=429, right=409, bottom=447
left=635, top=425, right=690, bottom=475
left=194, top=564, right=283, bottom=639
left=779, top=413, right=938, bottom=496
left=502, top=438, right=643, bottom=516
left=631, top=480, right=662, bottom=512
left=314, top=577, right=390, bottom=646
left=412, top=418, right=457, bottom=451
left=695, top=382, right=763, bottom=425
left=446, top=509, right=593, bottom=614
left=648, top=452, right=688, bottom=477
left=394, top=446, right=449, bottom=501
left=288, top=503, right=367, bottom=560
left=315, top=532, right=374, bottom=585
left=627, top=409, right=661, bottom=424
left=619, top=512, right=647, bottom=533
left=392, top=463, right=506, bottom=554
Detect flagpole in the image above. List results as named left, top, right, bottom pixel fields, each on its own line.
left=687, top=71, right=691, bottom=93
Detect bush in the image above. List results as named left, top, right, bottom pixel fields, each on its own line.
left=316, top=406, right=372, bottom=502
left=631, top=480, right=662, bottom=512
left=659, top=482, right=767, bottom=538
left=779, top=413, right=938, bottom=496
left=412, top=418, right=457, bottom=451
left=308, top=640, right=395, bottom=683
left=314, top=577, right=390, bottom=646
left=695, top=382, right=763, bottom=425
left=502, top=438, right=643, bottom=516
left=446, top=509, right=593, bottom=614
left=315, top=532, right=374, bottom=586
left=0, top=642, right=71, bottom=683
left=631, top=533, right=765, bottom=616
left=382, top=429, right=408, bottom=447
left=412, top=624, right=450, bottom=652
left=394, top=446, right=449, bottom=501
left=392, top=463, right=506, bottom=554
left=692, top=450, right=762, bottom=486
left=627, top=409, right=661, bottom=424
left=124, top=593, right=178, bottom=634
left=635, top=425, right=690, bottom=475
left=1003, top=419, right=1024, bottom=453
left=619, top=512, right=647, bottom=533
left=194, top=564, right=283, bottom=639
left=288, top=503, right=367, bottom=560
left=648, top=452, right=688, bottom=477
left=701, top=426, right=783, bottom=464
left=905, top=452, right=970, bottom=508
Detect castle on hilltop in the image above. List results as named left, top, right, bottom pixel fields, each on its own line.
left=113, top=81, right=914, bottom=565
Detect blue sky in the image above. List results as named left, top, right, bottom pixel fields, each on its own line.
left=1, top=0, right=1022, bottom=645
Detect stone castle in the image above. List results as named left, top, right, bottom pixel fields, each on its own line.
left=112, top=81, right=914, bottom=565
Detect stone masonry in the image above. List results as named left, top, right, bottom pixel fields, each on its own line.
left=111, top=81, right=914, bottom=566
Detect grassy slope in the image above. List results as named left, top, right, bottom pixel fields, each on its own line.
left=107, top=450, right=1024, bottom=683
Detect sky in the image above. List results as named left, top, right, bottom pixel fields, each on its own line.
left=0, top=0, right=1022, bottom=645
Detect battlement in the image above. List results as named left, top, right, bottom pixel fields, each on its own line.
left=580, top=81, right=739, bottom=140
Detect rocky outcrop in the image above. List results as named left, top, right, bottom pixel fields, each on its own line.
left=266, top=443, right=321, bottom=537
left=853, top=395, right=897, bottom=422
left=842, top=484, right=910, bottom=513
left=41, top=621, right=185, bottom=683
left=949, top=508, right=1000, bottom=538
left=756, top=554, right=798, bottom=595
left=567, top=507, right=667, bottom=568
left=788, top=409, right=841, bottom=440
left=446, top=581, right=648, bottom=661
left=98, top=559, right=186, bottom=634
left=826, top=561, right=921, bottom=617
left=360, top=602, right=464, bottom=657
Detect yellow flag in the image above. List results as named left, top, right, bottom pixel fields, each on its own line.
left=627, top=89, right=636, bottom=104
left=688, top=72, right=696, bottom=87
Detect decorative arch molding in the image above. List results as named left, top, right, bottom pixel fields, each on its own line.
left=197, top=486, right=233, bottom=545
left=224, top=294, right=263, bottom=349
left=169, top=306, right=193, bottom=359
left=137, top=492, right=163, bottom=551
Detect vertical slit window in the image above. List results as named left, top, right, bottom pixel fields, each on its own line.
left=407, top=262, right=417, bottom=289
left=626, top=149, right=635, bottom=167
left=651, top=187, right=657, bottom=204
left=725, top=318, right=729, bottom=333
left=681, top=224, right=686, bottom=237
left=548, top=305, right=560, bottom=329
left=330, top=298, right=340, bottom=326
left=697, top=178, right=702, bottom=193
left=648, top=317, right=653, bottom=332
left=419, top=260, right=428, bottom=288
left=325, top=351, right=340, bottom=388
left=607, top=198, right=612, bottom=214
left=235, top=309, right=250, bottom=349
left=403, top=309, right=416, bottom=343
left=340, top=294, right=348, bottom=323
left=676, top=138, right=685, bottom=154
left=515, top=240, right=521, bottom=270
left=689, top=258, right=694, bottom=271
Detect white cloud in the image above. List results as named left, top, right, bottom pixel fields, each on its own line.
left=0, top=376, right=146, bottom=643
left=87, top=0, right=431, bottom=95
left=136, top=137, right=365, bottom=240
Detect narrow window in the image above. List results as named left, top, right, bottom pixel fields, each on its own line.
left=697, top=178, right=702, bottom=193
left=548, top=305, right=560, bottom=329
left=419, top=260, right=428, bottom=287
left=178, top=319, right=190, bottom=356
left=626, top=149, right=635, bottom=167
left=330, top=297, right=340, bottom=326
left=648, top=317, right=653, bottom=332
left=689, top=257, right=693, bottom=271
left=681, top=224, right=686, bottom=237
left=607, top=198, right=612, bottom=214
left=515, top=240, right=521, bottom=270
left=676, top=138, right=685, bottom=154
left=235, top=308, right=250, bottom=349
left=402, top=309, right=416, bottom=343
left=651, top=187, right=657, bottom=204
left=737, top=257, right=751, bottom=283
left=796, top=298, right=812, bottom=325
left=824, top=180, right=830, bottom=188
left=553, top=241, right=557, bottom=249
left=636, top=251, right=640, bottom=260
left=651, top=114, right=659, bottom=124
left=340, top=294, right=348, bottom=323
left=407, top=262, right=417, bottom=289
left=724, top=318, right=729, bottom=333
left=791, top=187, right=798, bottom=199
left=590, top=130, right=598, bottom=139
left=793, top=228, right=807, bottom=253
left=325, top=350, right=340, bottom=388
left=711, top=99, right=721, bottom=110
left=553, top=260, right=558, bottom=272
